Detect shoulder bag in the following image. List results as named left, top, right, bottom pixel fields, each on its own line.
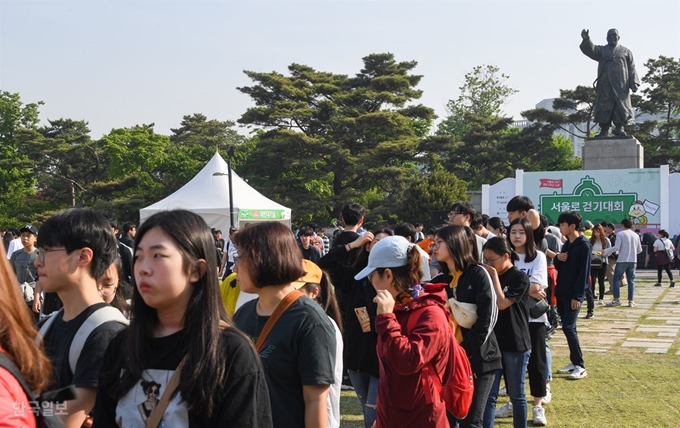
left=256, top=290, right=303, bottom=352
left=529, top=297, right=550, bottom=318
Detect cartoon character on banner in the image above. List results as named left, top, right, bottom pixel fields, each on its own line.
left=628, top=200, right=648, bottom=226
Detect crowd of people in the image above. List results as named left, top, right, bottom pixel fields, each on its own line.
left=1, top=196, right=679, bottom=428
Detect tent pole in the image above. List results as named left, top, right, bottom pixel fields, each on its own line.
left=227, top=146, right=235, bottom=228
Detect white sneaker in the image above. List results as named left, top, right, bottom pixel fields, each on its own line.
left=498, top=386, right=507, bottom=396
left=495, top=401, right=513, bottom=418
left=542, top=383, right=552, bottom=404
left=533, top=405, right=547, bottom=426
left=628, top=300, right=637, bottom=307
left=556, top=363, right=575, bottom=374
left=598, top=299, right=605, bottom=306
left=568, top=365, right=587, bottom=380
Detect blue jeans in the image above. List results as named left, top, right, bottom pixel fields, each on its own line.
left=348, top=370, right=378, bottom=428
left=456, top=369, right=498, bottom=428
left=483, top=350, right=530, bottom=428
left=613, top=262, right=637, bottom=301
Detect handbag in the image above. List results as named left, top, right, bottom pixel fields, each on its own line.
left=664, top=241, right=674, bottom=263
left=529, top=297, right=550, bottom=318
left=657, top=239, right=674, bottom=265
left=590, top=259, right=603, bottom=268
left=447, top=298, right=478, bottom=329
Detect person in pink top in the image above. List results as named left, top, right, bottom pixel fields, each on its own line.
left=0, top=245, right=54, bottom=427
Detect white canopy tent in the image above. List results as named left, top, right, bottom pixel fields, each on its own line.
left=139, top=152, right=291, bottom=231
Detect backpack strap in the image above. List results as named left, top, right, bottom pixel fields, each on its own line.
left=0, top=352, right=38, bottom=401
left=0, top=352, right=71, bottom=428
left=68, top=306, right=128, bottom=374
left=36, top=308, right=64, bottom=345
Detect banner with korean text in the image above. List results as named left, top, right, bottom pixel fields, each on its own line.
left=523, top=168, right=661, bottom=231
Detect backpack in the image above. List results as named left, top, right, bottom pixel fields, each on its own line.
left=406, top=304, right=475, bottom=420
left=0, top=353, right=68, bottom=428
left=37, top=305, right=129, bottom=374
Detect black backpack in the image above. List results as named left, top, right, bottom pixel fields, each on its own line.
left=0, top=353, right=70, bottom=428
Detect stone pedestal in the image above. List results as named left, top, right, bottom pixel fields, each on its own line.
left=582, top=137, right=644, bottom=170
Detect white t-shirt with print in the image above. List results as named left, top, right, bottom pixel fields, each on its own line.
left=515, top=251, right=548, bottom=324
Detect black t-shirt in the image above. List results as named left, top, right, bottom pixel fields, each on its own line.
left=332, top=231, right=360, bottom=247
left=40, top=303, right=126, bottom=391
left=494, top=267, right=531, bottom=353
left=93, top=327, right=272, bottom=428
left=299, top=243, right=321, bottom=263
left=233, top=296, right=336, bottom=428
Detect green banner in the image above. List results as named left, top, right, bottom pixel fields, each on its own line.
left=524, top=169, right=660, bottom=229
left=238, top=209, right=285, bottom=220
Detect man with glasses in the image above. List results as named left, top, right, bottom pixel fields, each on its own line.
left=34, top=208, right=127, bottom=427
left=448, top=202, right=486, bottom=261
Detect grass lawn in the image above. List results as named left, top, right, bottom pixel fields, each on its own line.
left=340, top=274, right=680, bottom=427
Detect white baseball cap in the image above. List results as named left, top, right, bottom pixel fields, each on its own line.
left=355, top=236, right=412, bottom=280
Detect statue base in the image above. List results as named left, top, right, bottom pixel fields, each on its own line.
left=582, top=137, right=644, bottom=170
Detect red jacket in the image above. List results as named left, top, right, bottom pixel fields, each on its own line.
left=374, top=283, right=451, bottom=428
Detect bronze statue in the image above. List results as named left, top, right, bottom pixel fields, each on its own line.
left=580, top=29, right=640, bottom=138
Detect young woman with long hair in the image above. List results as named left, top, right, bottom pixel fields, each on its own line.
left=588, top=224, right=611, bottom=309
left=93, top=210, right=272, bottom=427
left=481, top=237, right=531, bottom=428
left=233, top=221, right=336, bottom=428
left=0, top=245, right=53, bottom=427
left=431, top=225, right=501, bottom=428
left=507, top=218, right=549, bottom=426
left=355, top=236, right=451, bottom=428
left=318, top=227, right=393, bottom=428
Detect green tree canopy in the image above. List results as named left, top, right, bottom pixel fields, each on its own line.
left=631, top=56, right=680, bottom=170
left=397, top=166, right=468, bottom=226
left=237, top=53, right=435, bottom=223
left=20, top=119, right=106, bottom=210
left=521, top=85, right=598, bottom=139
left=437, top=65, right=518, bottom=139
left=0, top=91, right=42, bottom=226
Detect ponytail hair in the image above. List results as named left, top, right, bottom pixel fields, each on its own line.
left=375, top=244, right=422, bottom=293
left=301, top=269, right=343, bottom=334
left=483, top=236, right=519, bottom=263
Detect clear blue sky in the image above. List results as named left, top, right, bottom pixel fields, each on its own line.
left=1, top=0, right=679, bottom=139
